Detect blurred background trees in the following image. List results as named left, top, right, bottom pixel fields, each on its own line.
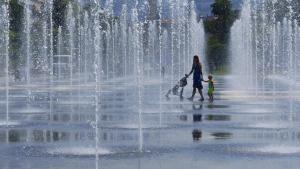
left=7, top=0, right=300, bottom=75
left=204, top=0, right=238, bottom=73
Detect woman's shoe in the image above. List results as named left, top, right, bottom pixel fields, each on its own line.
left=199, top=98, right=204, bottom=102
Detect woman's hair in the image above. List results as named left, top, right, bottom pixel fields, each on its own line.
left=193, top=55, right=201, bottom=66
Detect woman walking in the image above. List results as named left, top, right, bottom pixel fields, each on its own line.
left=187, top=55, right=205, bottom=101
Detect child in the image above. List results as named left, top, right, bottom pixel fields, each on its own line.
left=204, top=75, right=214, bottom=102
left=165, top=74, right=189, bottom=99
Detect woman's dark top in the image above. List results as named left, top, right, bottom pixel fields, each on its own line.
left=189, top=63, right=203, bottom=89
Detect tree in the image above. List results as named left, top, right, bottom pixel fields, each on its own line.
left=209, top=0, right=235, bottom=42
left=53, top=0, right=71, bottom=28
left=206, top=36, right=226, bottom=71
left=211, top=0, right=233, bottom=18
left=275, top=0, right=300, bottom=22
left=9, top=0, right=23, bottom=80
left=204, top=0, right=236, bottom=72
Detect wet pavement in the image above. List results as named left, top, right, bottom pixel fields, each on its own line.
left=0, top=76, right=300, bottom=169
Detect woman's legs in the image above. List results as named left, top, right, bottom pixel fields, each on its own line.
left=188, top=87, right=197, bottom=101
left=197, top=88, right=204, bottom=101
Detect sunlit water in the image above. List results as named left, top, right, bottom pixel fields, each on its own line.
left=1, top=0, right=300, bottom=168
left=0, top=76, right=300, bottom=169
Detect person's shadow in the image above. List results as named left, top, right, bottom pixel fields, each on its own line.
left=192, top=129, right=202, bottom=141
left=192, top=103, right=203, bottom=141
left=193, top=103, right=203, bottom=110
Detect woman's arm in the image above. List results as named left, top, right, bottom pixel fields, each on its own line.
left=187, top=64, right=194, bottom=76
left=200, top=64, right=204, bottom=80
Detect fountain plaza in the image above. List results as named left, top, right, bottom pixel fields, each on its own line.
left=0, top=0, right=300, bottom=169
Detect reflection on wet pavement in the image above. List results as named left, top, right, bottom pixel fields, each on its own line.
left=0, top=77, right=300, bottom=169
left=205, top=114, right=231, bottom=121
left=192, top=129, right=202, bottom=140
left=211, top=132, right=233, bottom=140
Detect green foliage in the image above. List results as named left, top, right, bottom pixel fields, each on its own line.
left=292, top=1, right=300, bottom=22
left=205, top=0, right=235, bottom=42
left=211, top=0, right=233, bottom=18
left=204, top=0, right=236, bottom=72
left=53, top=0, right=71, bottom=28
left=274, top=0, right=300, bottom=22
left=206, top=36, right=227, bottom=70
left=9, top=0, right=23, bottom=80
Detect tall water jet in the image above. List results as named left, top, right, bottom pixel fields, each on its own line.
left=93, top=9, right=101, bottom=169
left=1, top=0, right=205, bottom=84
left=230, top=0, right=300, bottom=94
left=230, top=0, right=253, bottom=89
left=42, top=21, right=48, bottom=83
left=47, top=0, right=54, bottom=142
left=137, top=24, right=144, bottom=153
left=175, top=0, right=181, bottom=80
left=77, top=23, right=82, bottom=110
left=127, top=26, right=134, bottom=77
left=170, top=0, right=175, bottom=86
left=157, top=0, right=206, bottom=81
left=83, top=12, right=89, bottom=83
left=131, top=2, right=143, bottom=152
left=104, top=29, right=110, bottom=80
left=253, top=0, right=259, bottom=94
left=67, top=3, right=75, bottom=86
left=0, top=0, right=208, bottom=153
left=57, top=26, right=62, bottom=81
left=1, top=0, right=10, bottom=126
left=261, top=0, right=266, bottom=93
left=48, top=0, right=54, bottom=83
left=190, top=1, right=206, bottom=72
left=162, top=30, right=168, bottom=74
left=106, top=0, right=115, bottom=79
left=111, top=21, right=116, bottom=79
left=158, top=0, right=163, bottom=126
left=148, top=21, right=156, bottom=78
left=5, top=0, right=9, bottom=126
left=66, top=3, right=76, bottom=113
left=271, top=2, right=276, bottom=95
left=25, top=0, right=32, bottom=99
left=120, top=5, right=128, bottom=78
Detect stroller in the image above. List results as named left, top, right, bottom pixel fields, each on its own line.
left=165, top=74, right=189, bottom=99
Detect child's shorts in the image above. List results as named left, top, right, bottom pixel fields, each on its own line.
left=208, top=88, right=214, bottom=95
